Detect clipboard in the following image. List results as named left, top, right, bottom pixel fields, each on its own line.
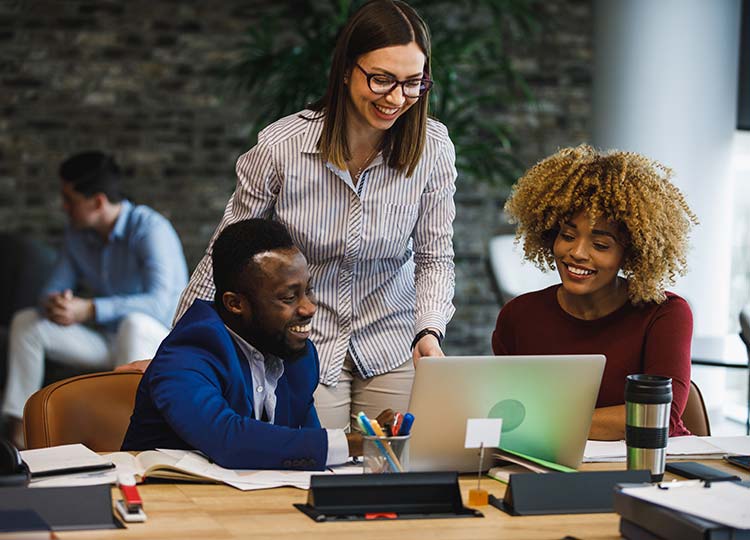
left=617, top=479, right=750, bottom=531
left=614, top=483, right=750, bottom=540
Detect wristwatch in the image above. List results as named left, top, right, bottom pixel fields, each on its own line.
left=410, top=328, right=443, bottom=351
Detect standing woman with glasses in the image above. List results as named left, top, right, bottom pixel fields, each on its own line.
left=173, top=0, right=456, bottom=430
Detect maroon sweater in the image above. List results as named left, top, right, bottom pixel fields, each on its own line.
left=492, top=285, right=693, bottom=436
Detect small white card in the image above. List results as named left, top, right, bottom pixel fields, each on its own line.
left=464, top=418, right=502, bottom=449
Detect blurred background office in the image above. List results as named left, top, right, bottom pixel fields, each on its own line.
left=1, top=0, right=748, bottom=433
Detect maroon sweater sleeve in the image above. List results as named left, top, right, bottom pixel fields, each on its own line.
left=642, top=295, right=693, bottom=436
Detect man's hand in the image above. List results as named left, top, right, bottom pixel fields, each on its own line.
left=375, top=409, right=395, bottom=431
left=44, top=290, right=94, bottom=326
left=346, top=433, right=363, bottom=457
left=412, top=330, right=444, bottom=365
left=114, top=359, right=152, bottom=373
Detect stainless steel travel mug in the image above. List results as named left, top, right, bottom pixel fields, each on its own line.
left=625, top=374, right=672, bottom=482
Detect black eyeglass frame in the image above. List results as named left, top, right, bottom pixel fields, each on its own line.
left=354, top=63, right=433, bottom=98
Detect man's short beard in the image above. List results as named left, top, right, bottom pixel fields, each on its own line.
left=247, top=329, right=305, bottom=362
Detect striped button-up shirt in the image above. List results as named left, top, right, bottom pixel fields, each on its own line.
left=176, top=110, right=457, bottom=386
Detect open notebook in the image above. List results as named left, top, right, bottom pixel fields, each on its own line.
left=25, top=445, right=360, bottom=490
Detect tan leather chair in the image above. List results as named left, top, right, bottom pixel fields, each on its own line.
left=682, top=380, right=711, bottom=436
left=23, top=371, right=142, bottom=451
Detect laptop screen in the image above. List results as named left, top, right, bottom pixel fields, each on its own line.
left=407, top=354, right=605, bottom=472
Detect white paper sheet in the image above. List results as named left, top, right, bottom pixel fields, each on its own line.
left=20, top=443, right=113, bottom=475
left=703, top=436, right=750, bottom=456
left=666, top=436, right=726, bottom=456
left=464, top=418, right=502, bottom=449
left=583, top=440, right=627, bottom=462
left=583, top=436, right=744, bottom=462
left=621, top=480, right=750, bottom=529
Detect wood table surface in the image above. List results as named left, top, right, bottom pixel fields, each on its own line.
left=57, top=459, right=750, bottom=540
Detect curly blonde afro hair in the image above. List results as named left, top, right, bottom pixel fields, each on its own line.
left=504, top=144, right=698, bottom=305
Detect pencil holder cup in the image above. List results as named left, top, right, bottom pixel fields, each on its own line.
left=362, top=434, right=410, bottom=474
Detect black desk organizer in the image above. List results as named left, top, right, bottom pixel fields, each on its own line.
left=0, top=484, right=122, bottom=530
left=294, top=471, right=483, bottom=522
left=490, top=469, right=651, bottom=516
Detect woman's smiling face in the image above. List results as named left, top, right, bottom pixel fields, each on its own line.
left=345, top=41, right=425, bottom=134
left=553, top=211, right=626, bottom=301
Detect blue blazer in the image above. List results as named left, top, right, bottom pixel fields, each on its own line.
left=122, top=299, right=328, bottom=470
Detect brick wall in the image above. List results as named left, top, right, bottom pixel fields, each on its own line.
left=0, top=0, right=592, bottom=355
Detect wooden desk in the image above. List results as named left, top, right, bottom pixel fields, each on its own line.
left=57, top=460, right=750, bottom=540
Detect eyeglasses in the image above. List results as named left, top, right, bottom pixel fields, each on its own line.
left=355, top=64, right=433, bottom=98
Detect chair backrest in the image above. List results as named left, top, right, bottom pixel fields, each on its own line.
left=487, top=234, right=559, bottom=305
left=682, top=380, right=711, bottom=436
left=23, top=371, right=142, bottom=451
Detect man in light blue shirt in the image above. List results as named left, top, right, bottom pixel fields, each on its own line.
left=1, top=151, right=188, bottom=447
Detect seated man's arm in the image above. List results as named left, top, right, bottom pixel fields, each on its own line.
left=38, top=243, right=93, bottom=325
left=39, top=243, right=76, bottom=309
left=94, top=216, right=187, bottom=326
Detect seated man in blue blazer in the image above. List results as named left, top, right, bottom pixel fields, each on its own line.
left=122, top=219, right=370, bottom=470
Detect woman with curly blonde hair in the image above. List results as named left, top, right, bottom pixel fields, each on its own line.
left=492, top=145, right=698, bottom=440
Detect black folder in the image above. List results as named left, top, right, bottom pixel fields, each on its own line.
left=0, top=484, right=121, bottom=531
left=613, top=484, right=750, bottom=540
left=294, top=472, right=482, bottom=522
left=489, top=469, right=651, bottom=515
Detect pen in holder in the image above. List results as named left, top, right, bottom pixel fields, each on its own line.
left=362, top=434, right=410, bottom=474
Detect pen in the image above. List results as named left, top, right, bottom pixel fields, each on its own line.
left=399, top=413, right=415, bottom=436
left=371, top=420, right=404, bottom=472
left=392, top=412, right=403, bottom=436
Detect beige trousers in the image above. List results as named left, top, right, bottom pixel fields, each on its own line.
left=313, top=354, right=415, bottom=431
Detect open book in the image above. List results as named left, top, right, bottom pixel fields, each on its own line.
left=107, top=450, right=216, bottom=483
left=104, top=449, right=360, bottom=491
left=24, top=446, right=360, bottom=491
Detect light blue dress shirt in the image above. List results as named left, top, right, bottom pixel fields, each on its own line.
left=226, top=326, right=350, bottom=466
left=41, top=200, right=188, bottom=330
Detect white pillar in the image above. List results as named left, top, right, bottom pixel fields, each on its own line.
left=592, top=0, right=741, bottom=337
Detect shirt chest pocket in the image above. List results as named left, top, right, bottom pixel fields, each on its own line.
left=361, top=202, right=419, bottom=260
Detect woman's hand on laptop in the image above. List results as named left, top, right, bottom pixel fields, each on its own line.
left=412, top=331, right=444, bottom=366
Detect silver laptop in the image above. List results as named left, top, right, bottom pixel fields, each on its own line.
left=407, top=355, right=605, bottom=472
